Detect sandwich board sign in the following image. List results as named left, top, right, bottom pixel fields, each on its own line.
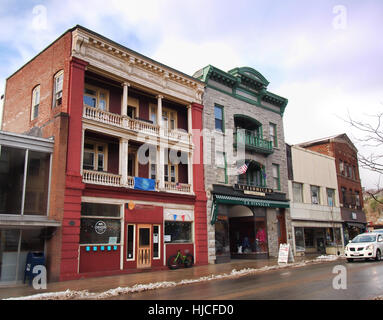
left=278, top=243, right=294, bottom=264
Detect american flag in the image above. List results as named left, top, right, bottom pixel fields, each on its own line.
left=237, top=163, right=248, bottom=175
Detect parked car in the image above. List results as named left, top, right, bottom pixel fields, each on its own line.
left=345, top=233, right=383, bottom=262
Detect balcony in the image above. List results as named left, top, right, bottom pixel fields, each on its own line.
left=83, top=105, right=191, bottom=143
left=82, top=170, right=191, bottom=194
left=233, top=130, right=273, bottom=155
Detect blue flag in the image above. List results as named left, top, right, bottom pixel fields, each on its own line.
left=134, top=177, right=156, bottom=191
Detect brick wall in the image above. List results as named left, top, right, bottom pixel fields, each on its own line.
left=1, top=31, right=72, bottom=281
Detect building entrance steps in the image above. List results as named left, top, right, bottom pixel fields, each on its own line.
left=0, top=254, right=341, bottom=300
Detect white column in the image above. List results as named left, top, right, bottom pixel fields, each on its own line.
left=188, top=151, right=193, bottom=192
left=157, top=95, right=163, bottom=134
left=158, top=145, right=165, bottom=189
left=121, top=82, right=130, bottom=116
left=187, top=104, right=192, bottom=134
left=119, top=138, right=129, bottom=185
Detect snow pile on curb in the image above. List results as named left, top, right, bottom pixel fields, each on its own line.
left=4, top=255, right=342, bottom=300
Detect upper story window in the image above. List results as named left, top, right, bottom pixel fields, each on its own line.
left=216, top=151, right=227, bottom=184
left=310, top=185, right=320, bottom=204
left=272, top=164, right=280, bottom=191
left=162, top=108, right=177, bottom=130
left=83, top=141, right=108, bottom=172
left=269, top=123, right=277, bottom=148
left=52, top=70, right=63, bottom=108
left=83, top=85, right=108, bottom=111
left=31, top=85, right=40, bottom=120
left=339, top=160, right=344, bottom=175
left=214, top=105, right=224, bottom=132
left=327, top=188, right=335, bottom=207
left=292, top=182, right=303, bottom=203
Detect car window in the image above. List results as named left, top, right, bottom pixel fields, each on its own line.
left=351, top=234, right=377, bottom=243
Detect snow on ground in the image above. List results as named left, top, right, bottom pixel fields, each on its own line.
left=4, top=255, right=342, bottom=300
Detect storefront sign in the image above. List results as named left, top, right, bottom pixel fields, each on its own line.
left=234, top=184, right=273, bottom=194
left=164, top=235, right=171, bottom=242
left=278, top=243, right=294, bottom=264
left=95, top=221, right=107, bottom=235
left=244, top=190, right=266, bottom=196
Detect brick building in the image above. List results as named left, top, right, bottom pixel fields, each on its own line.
left=298, top=134, right=366, bottom=242
left=193, top=65, right=291, bottom=263
left=1, top=25, right=208, bottom=283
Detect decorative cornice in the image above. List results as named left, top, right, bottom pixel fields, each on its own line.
left=194, top=64, right=288, bottom=115
left=71, top=26, right=204, bottom=104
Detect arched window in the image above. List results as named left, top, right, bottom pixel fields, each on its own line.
left=52, top=70, right=63, bottom=108
left=31, top=85, right=40, bottom=120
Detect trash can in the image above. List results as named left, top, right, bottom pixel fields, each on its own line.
left=24, top=252, right=46, bottom=285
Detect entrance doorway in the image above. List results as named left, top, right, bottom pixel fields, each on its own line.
left=137, top=224, right=151, bottom=268
left=276, top=210, right=287, bottom=246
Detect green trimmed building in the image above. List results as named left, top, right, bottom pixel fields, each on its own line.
left=193, top=65, right=292, bottom=263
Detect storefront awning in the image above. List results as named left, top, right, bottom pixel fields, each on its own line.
left=0, top=215, right=61, bottom=228
left=211, top=194, right=289, bottom=225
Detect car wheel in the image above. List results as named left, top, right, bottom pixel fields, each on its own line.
left=347, top=258, right=354, bottom=263
left=375, top=250, right=381, bottom=261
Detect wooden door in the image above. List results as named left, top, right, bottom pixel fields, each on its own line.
left=137, top=224, right=151, bottom=268
left=277, top=210, right=287, bottom=246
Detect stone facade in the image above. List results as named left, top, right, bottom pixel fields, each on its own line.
left=194, top=66, right=293, bottom=263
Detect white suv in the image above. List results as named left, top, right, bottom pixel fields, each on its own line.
left=345, top=233, right=383, bottom=262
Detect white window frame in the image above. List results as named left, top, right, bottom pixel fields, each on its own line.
left=83, top=84, right=109, bottom=111
left=31, top=85, right=40, bottom=120
left=126, top=224, right=136, bottom=261
left=83, top=140, right=108, bottom=172
left=53, top=70, right=64, bottom=108
left=153, top=224, right=161, bottom=260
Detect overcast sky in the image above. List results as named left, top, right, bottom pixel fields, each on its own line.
left=0, top=0, right=382, bottom=190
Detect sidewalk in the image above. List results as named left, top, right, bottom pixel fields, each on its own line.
left=0, top=254, right=340, bottom=300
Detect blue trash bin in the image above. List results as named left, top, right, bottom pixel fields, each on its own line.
left=24, top=252, right=46, bottom=285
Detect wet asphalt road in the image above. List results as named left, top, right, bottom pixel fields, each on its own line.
left=108, top=259, right=383, bottom=300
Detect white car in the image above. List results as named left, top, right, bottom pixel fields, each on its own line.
left=345, top=233, right=383, bottom=262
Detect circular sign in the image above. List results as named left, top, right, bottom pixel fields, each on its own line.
left=128, top=201, right=135, bottom=210
left=95, top=221, right=107, bottom=235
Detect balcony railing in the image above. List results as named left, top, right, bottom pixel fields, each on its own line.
left=82, top=170, right=191, bottom=194
left=83, top=105, right=190, bottom=143
left=83, top=170, right=122, bottom=187
left=233, top=130, right=273, bottom=155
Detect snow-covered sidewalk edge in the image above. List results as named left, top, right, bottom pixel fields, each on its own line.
left=4, top=255, right=344, bottom=300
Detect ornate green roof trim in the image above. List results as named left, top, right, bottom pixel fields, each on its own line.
left=193, top=65, right=237, bottom=88
left=195, top=65, right=288, bottom=116
left=228, top=66, right=269, bottom=88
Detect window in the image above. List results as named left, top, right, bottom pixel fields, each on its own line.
left=153, top=225, right=160, bottom=259
left=83, top=141, right=108, bottom=172
left=164, top=221, right=192, bottom=243
left=292, top=182, right=303, bottom=203
left=80, top=203, right=121, bottom=245
left=52, top=70, right=63, bottom=108
left=31, top=85, right=40, bottom=120
left=269, top=123, right=277, bottom=148
left=216, top=151, right=227, bottom=184
left=83, top=85, right=108, bottom=111
left=150, top=106, right=157, bottom=125
left=214, top=105, right=224, bottom=132
left=294, top=227, right=305, bottom=252
left=355, top=192, right=361, bottom=207
left=339, top=160, right=344, bottom=175
left=150, top=163, right=156, bottom=180
left=126, top=224, right=135, bottom=260
left=310, top=185, right=320, bottom=204
left=272, top=164, right=280, bottom=190
left=341, top=187, right=346, bottom=205
left=164, top=164, right=177, bottom=183
left=327, top=188, right=335, bottom=207
left=162, top=108, right=177, bottom=130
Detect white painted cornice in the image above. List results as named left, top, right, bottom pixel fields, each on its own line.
left=71, top=28, right=204, bottom=104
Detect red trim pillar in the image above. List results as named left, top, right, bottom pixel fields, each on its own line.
left=60, top=57, right=88, bottom=281
left=191, top=103, right=208, bottom=265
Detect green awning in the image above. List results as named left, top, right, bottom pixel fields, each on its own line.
left=210, top=194, right=289, bottom=225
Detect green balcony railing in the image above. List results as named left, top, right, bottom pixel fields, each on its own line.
left=234, top=130, right=274, bottom=155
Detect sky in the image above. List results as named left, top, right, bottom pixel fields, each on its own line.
left=0, top=0, right=382, bottom=190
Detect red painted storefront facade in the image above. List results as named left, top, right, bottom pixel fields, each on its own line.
left=2, top=26, right=208, bottom=283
